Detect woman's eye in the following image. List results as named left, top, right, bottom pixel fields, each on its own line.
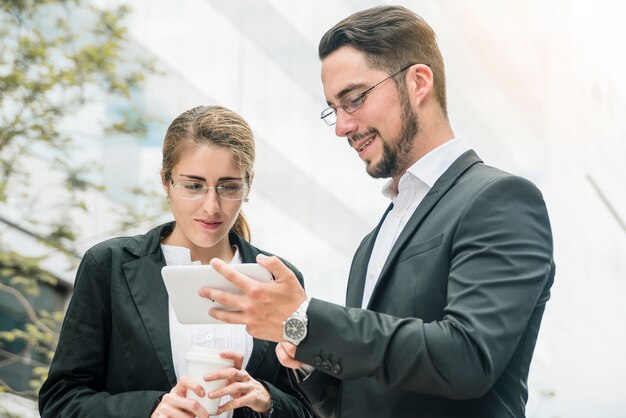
left=184, top=182, right=205, bottom=191
left=220, top=183, right=242, bottom=191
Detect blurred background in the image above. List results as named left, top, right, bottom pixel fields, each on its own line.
left=1, top=0, right=624, bottom=417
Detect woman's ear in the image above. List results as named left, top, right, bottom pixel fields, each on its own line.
left=244, top=171, right=254, bottom=203
left=160, top=169, right=169, bottom=197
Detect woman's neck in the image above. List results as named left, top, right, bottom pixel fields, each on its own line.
left=161, top=230, right=234, bottom=265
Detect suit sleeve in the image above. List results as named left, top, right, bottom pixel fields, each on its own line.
left=294, top=175, right=554, bottom=400
left=38, top=250, right=165, bottom=418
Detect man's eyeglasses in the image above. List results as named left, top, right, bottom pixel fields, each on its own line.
left=170, top=179, right=249, bottom=200
left=320, top=63, right=417, bottom=126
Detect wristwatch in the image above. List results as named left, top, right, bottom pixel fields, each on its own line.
left=283, top=298, right=310, bottom=346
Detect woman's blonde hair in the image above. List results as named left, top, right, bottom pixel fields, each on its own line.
left=161, top=105, right=254, bottom=241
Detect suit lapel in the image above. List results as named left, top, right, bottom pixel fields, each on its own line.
left=123, top=252, right=177, bottom=387
left=367, top=150, right=482, bottom=308
left=246, top=338, right=271, bottom=375
left=346, top=203, right=394, bottom=308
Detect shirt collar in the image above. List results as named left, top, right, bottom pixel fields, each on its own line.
left=160, top=244, right=241, bottom=266
left=381, top=138, right=471, bottom=199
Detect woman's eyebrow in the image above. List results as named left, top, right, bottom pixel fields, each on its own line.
left=178, top=174, right=243, bottom=182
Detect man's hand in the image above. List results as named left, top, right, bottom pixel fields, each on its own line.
left=275, top=342, right=304, bottom=369
left=198, top=254, right=307, bottom=342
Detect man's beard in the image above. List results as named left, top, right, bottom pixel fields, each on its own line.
left=366, top=87, right=419, bottom=179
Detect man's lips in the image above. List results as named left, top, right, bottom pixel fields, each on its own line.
left=355, top=136, right=375, bottom=153
left=350, top=131, right=377, bottom=154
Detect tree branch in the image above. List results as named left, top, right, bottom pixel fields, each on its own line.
left=0, top=347, right=48, bottom=369
left=0, top=283, right=56, bottom=335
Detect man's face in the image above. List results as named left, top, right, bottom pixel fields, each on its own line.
left=321, top=46, right=419, bottom=179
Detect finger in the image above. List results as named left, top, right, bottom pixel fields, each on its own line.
left=215, top=382, right=270, bottom=414
left=208, top=306, right=247, bottom=324
left=219, top=351, right=244, bottom=369
left=255, top=254, right=298, bottom=283
left=279, top=341, right=297, bottom=357
left=209, top=381, right=250, bottom=399
left=156, top=401, right=194, bottom=418
left=197, top=287, right=244, bottom=311
left=177, top=375, right=205, bottom=398
left=205, top=367, right=248, bottom=383
left=215, top=395, right=254, bottom=415
left=158, top=393, right=207, bottom=418
left=209, top=258, right=258, bottom=292
left=275, top=342, right=304, bottom=369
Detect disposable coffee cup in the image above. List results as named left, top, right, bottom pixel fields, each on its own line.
left=185, top=346, right=235, bottom=415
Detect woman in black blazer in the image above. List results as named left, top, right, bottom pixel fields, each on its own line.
left=39, top=106, right=315, bottom=418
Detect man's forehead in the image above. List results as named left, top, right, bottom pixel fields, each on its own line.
left=321, top=48, right=380, bottom=99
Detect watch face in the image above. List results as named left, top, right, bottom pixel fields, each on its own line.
left=285, top=317, right=307, bottom=341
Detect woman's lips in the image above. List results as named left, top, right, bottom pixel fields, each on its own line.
left=196, top=219, right=222, bottom=230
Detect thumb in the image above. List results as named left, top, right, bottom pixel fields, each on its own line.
left=256, top=254, right=296, bottom=283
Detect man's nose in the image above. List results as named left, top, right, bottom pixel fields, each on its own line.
left=334, top=108, right=357, bottom=138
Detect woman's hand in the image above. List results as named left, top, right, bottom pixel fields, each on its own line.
left=207, top=351, right=272, bottom=415
left=151, top=376, right=209, bottom=418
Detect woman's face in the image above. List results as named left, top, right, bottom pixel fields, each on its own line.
left=164, top=143, right=249, bottom=256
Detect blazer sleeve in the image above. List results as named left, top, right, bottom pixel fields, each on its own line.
left=294, top=175, right=554, bottom=400
left=260, top=372, right=318, bottom=418
left=38, top=250, right=165, bottom=418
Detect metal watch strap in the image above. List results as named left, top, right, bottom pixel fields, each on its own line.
left=295, top=297, right=310, bottom=317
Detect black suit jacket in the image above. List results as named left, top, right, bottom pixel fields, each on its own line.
left=295, top=151, right=555, bottom=418
left=39, top=222, right=315, bottom=418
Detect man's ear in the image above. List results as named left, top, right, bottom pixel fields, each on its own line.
left=408, top=64, right=434, bottom=105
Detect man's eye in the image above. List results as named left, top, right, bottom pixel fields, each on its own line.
left=342, top=95, right=362, bottom=110
left=348, top=96, right=362, bottom=106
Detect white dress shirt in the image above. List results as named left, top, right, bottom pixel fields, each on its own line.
left=361, top=138, right=471, bottom=308
left=161, top=244, right=253, bottom=418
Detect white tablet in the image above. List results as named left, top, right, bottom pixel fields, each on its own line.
left=162, top=263, right=272, bottom=324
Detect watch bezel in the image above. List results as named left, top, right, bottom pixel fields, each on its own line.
left=283, top=314, right=308, bottom=345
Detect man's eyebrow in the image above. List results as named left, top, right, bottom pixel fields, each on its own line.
left=327, top=82, right=368, bottom=106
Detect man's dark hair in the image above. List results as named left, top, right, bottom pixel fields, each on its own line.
left=319, top=5, right=447, bottom=116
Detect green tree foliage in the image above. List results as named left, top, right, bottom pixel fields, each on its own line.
left=0, top=0, right=163, bottom=399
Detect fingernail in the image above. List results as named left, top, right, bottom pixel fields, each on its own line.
left=257, top=254, right=267, bottom=261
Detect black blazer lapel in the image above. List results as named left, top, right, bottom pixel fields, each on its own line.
left=367, top=150, right=482, bottom=308
left=346, top=203, right=394, bottom=308
left=123, top=251, right=177, bottom=387
left=246, top=339, right=271, bottom=375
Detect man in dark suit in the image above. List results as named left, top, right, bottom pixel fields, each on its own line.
left=204, top=5, right=555, bottom=418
